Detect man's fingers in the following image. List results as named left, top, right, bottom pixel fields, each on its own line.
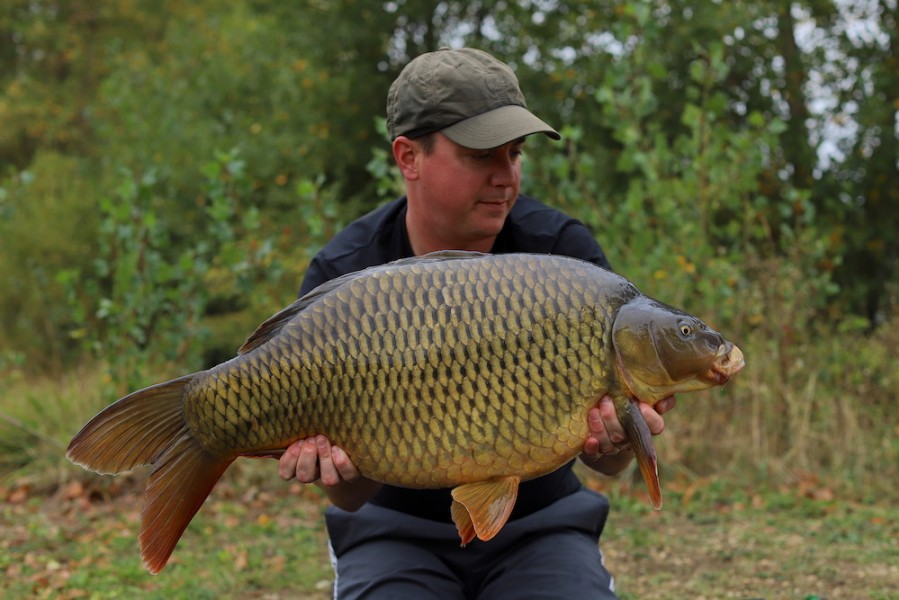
left=654, top=395, right=677, bottom=415
left=582, top=396, right=627, bottom=456
left=583, top=405, right=607, bottom=458
left=587, top=406, right=604, bottom=436
left=598, top=396, right=628, bottom=447
left=295, top=438, right=321, bottom=483
left=315, top=435, right=341, bottom=486
left=639, top=403, right=666, bottom=436
left=332, top=446, right=360, bottom=482
left=278, top=440, right=303, bottom=481
left=279, top=435, right=359, bottom=487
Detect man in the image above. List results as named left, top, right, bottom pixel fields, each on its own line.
left=278, top=48, right=675, bottom=599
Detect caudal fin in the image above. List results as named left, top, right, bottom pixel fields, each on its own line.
left=67, top=375, right=233, bottom=574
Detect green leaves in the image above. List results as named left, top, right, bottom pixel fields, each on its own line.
left=58, top=150, right=282, bottom=394
left=0, top=0, right=894, bottom=372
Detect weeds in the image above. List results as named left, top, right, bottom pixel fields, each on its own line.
left=3, top=473, right=896, bottom=599
left=1, top=472, right=333, bottom=599
left=0, top=367, right=106, bottom=491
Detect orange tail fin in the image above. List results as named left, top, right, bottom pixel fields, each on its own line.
left=67, top=375, right=232, bottom=574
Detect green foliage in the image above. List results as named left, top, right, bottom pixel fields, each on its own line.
left=3, top=0, right=892, bottom=324
left=0, top=152, right=100, bottom=372
left=365, top=118, right=405, bottom=202
left=57, top=150, right=280, bottom=394
left=90, top=1, right=396, bottom=234
left=0, top=1, right=177, bottom=167
left=520, top=19, right=840, bottom=337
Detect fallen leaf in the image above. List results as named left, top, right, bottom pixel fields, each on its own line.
left=268, top=554, right=286, bottom=574
left=9, top=486, right=29, bottom=504
left=233, top=549, right=248, bottom=571
left=62, top=481, right=84, bottom=500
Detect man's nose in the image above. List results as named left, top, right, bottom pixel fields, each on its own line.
left=490, top=154, right=518, bottom=187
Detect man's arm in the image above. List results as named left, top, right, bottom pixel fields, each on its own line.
left=551, top=221, right=613, bottom=270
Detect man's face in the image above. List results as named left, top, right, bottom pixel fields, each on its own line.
left=412, top=133, right=524, bottom=248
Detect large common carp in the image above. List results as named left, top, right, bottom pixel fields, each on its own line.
left=67, top=251, right=744, bottom=574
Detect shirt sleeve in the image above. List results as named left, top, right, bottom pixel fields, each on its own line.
left=298, top=255, right=337, bottom=298
left=551, top=221, right=613, bottom=271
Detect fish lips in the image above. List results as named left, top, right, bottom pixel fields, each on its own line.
left=701, top=343, right=745, bottom=385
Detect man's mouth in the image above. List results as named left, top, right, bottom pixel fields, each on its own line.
left=479, top=196, right=511, bottom=206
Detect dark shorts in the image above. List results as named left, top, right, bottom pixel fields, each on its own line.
left=325, top=487, right=616, bottom=600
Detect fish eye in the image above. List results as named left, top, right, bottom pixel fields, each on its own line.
left=679, top=324, right=693, bottom=336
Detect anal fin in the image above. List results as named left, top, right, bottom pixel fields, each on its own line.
left=450, top=476, right=520, bottom=546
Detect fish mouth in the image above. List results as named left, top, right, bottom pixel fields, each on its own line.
left=703, top=343, right=745, bottom=384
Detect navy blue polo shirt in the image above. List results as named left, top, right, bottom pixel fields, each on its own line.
left=299, top=194, right=612, bottom=523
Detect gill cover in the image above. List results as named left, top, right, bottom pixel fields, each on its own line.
left=612, top=296, right=732, bottom=402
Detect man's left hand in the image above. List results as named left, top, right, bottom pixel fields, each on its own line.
left=582, top=394, right=676, bottom=460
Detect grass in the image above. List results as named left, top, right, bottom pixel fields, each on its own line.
left=2, top=465, right=897, bottom=599
left=595, top=482, right=899, bottom=599
left=1, top=466, right=334, bottom=600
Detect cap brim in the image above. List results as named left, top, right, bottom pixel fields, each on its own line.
left=440, top=105, right=561, bottom=149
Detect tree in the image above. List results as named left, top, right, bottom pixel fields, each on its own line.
left=825, top=0, right=898, bottom=323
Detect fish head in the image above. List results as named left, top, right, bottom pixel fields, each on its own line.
left=612, top=296, right=745, bottom=402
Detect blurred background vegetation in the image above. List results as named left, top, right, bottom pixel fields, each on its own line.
left=0, top=1, right=896, bottom=502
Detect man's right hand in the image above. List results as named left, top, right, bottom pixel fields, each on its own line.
left=278, top=435, right=383, bottom=512
left=278, top=435, right=360, bottom=485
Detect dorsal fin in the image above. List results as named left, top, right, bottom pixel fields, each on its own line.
left=238, top=298, right=311, bottom=355
left=394, top=249, right=487, bottom=263
left=237, top=250, right=488, bottom=355
left=237, top=275, right=350, bottom=354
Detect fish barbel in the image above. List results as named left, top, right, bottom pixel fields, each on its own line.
left=67, top=251, right=744, bottom=573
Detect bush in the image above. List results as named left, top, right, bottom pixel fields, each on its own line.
left=56, top=150, right=281, bottom=396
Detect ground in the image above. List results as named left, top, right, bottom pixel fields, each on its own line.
left=2, top=467, right=896, bottom=599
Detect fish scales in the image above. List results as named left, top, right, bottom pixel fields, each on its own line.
left=183, top=254, right=616, bottom=487
left=68, top=251, right=744, bottom=573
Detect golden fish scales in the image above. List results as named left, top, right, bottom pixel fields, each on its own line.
left=67, top=251, right=744, bottom=574
left=184, top=253, right=620, bottom=487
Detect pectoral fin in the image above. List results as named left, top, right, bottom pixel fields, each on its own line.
left=622, top=399, right=662, bottom=510
left=450, top=476, right=521, bottom=546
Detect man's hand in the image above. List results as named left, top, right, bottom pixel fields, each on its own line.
left=580, top=394, right=677, bottom=475
left=277, top=435, right=382, bottom=512
left=278, top=435, right=360, bottom=485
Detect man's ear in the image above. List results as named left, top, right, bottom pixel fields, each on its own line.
left=393, top=136, right=420, bottom=180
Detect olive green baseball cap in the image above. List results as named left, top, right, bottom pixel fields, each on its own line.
left=387, top=48, right=560, bottom=149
